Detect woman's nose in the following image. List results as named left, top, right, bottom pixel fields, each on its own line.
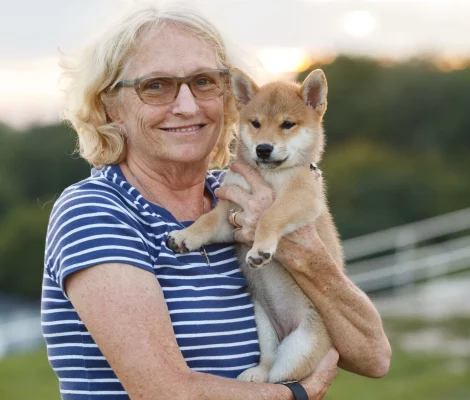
left=171, top=83, right=199, bottom=115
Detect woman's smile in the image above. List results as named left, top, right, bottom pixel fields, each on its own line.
left=159, top=123, right=207, bottom=136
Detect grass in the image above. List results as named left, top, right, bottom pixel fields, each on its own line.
left=324, top=316, right=470, bottom=400
left=0, top=348, right=59, bottom=400
left=1, top=318, right=469, bottom=399
left=326, top=348, right=470, bottom=400
left=383, top=316, right=470, bottom=338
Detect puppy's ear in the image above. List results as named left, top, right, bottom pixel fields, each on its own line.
left=231, top=68, right=259, bottom=105
left=300, top=69, right=328, bottom=117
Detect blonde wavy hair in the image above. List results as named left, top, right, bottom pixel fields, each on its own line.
left=61, top=3, right=238, bottom=169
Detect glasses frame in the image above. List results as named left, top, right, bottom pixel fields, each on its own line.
left=115, top=68, right=230, bottom=105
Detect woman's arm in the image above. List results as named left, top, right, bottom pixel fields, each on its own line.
left=275, top=225, right=391, bottom=378
left=216, top=162, right=391, bottom=378
left=65, top=262, right=337, bottom=399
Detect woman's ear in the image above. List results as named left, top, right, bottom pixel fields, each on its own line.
left=107, top=108, right=123, bottom=124
left=101, top=92, right=123, bottom=123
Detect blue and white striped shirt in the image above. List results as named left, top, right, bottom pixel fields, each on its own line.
left=41, top=165, right=260, bottom=399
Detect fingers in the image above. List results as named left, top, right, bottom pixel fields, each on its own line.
left=316, top=348, right=339, bottom=373
left=311, top=365, right=338, bottom=397
left=215, top=185, right=250, bottom=209
left=301, top=348, right=339, bottom=399
left=310, top=370, right=337, bottom=400
left=313, top=349, right=338, bottom=391
left=230, top=161, right=271, bottom=195
left=216, top=162, right=274, bottom=212
left=234, top=211, right=257, bottom=230
left=233, top=227, right=254, bottom=246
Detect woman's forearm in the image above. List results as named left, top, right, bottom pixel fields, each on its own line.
left=184, top=348, right=338, bottom=400
left=276, top=230, right=392, bottom=378
left=184, top=371, right=292, bottom=400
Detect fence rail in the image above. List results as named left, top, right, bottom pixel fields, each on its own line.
left=345, top=207, right=470, bottom=292
left=343, top=207, right=470, bottom=260
left=0, top=312, right=42, bottom=358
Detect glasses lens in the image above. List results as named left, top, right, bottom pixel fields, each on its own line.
left=139, top=77, right=176, bottom=104
left=189, top=71, right=226, bottom=99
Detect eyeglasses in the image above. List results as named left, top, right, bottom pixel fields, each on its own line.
left=114, top=68, right=230, bottom=105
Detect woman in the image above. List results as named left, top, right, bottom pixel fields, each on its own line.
left=42, top=4, right=391, bottom=399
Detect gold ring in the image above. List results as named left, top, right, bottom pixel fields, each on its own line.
left=228, top=209, right=243, bottom=229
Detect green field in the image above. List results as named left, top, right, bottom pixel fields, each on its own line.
left=0, top=348, right=59, bottom=400
left=1, top=317, right=469, bottom=400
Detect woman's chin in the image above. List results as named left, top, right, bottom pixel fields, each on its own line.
left=162, top=147, right=211, bottom=166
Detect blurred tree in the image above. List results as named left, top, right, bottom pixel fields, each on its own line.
left=298, top=56, right=470, bottom=238
left=299, top=56, right=470, bottom=156
left=0, top=56, right=469, bottom=298
left=0, top=124, right=89, bottom=220
left=0, top=205, right=52, bottom=299
left=0, top=123, right=89, bottom=299
left=322, top=140, right=469, bottom=238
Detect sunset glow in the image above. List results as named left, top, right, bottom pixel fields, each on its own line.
left=257, top=48, right=311, bottom=74
left=342, top=10, right=377, bottom=38
left=0, top=58, right=61, bottom=127
left=1, top=0, right=468, bottom=127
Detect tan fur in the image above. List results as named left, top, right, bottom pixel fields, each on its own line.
left=167, top=68, right=343, bottom=382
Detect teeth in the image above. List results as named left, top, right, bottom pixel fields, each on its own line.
left=166, top=125, right=201, bottom=132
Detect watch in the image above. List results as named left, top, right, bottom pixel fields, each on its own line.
left=276, top=381, right=309, bottom=400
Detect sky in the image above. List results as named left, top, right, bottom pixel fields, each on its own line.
left=1, top=0, right=469, bottom=128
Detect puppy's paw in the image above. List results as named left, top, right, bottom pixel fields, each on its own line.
left=237, top=365, right=270, bottom=383
left=246, top=248, right=274, bottom=269
left=166, top=230, right=195, bottom=253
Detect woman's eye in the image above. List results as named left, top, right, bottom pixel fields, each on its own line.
left=281, top=120, right=296, bottom=129
left=251, top=119, right=261, bottom=128
left=145, top=80, right=165, bottom=90
left=196, top=78, right=210, bottom=86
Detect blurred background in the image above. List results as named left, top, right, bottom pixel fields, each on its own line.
left=1, top=0, right=469, bottom=399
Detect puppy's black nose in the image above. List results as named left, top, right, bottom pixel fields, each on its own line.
left=256, top=144, right=274, bottom=159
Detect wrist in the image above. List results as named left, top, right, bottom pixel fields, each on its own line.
left=276, top=234, right=319, bottom=273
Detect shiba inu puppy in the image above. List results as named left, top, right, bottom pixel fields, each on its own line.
left=167, top=68, right=344, bottom=383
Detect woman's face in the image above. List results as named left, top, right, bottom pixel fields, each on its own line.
left=115, top=24, right=225, bottom=167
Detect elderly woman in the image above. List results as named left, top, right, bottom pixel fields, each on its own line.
left=41, top=4, right=391, bottom=400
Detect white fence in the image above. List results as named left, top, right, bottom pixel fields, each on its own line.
left=345, top=207, right=470, bottom=292
left=0, top=310, right=42, bottom=358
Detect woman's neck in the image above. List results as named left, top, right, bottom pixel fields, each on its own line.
left=120, top=155, right=211, bottom=222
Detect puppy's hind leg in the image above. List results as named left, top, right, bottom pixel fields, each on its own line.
left=268, top=312, right=331, bottom=383
left=237, top=301, right=279, bottom=383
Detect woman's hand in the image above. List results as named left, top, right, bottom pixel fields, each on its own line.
left=215, top=161, right=274, bottom=245
left=301, top=348, right=339, bottom=399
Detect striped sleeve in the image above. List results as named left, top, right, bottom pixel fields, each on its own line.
left=45, top=187, right=155, bottom=294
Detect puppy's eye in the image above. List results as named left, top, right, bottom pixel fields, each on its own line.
left=281, top=121, right=296, bottom=130
left=251, top=119, right=261, bottom=129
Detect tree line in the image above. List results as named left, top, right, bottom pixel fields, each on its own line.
left=0, top=55, right=469, bottom=299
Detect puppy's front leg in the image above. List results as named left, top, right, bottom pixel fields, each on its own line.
left=167, top=200, right=235, bottom=253
left=246, top=177, right=324, bottom=268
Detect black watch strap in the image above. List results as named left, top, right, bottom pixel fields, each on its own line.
left=277, top=381, right=309, bottom=400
